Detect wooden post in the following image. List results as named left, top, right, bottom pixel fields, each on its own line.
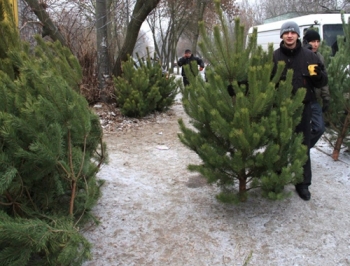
left=9, top=0, right=18, bottom=27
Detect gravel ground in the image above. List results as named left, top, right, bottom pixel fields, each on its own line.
left=82, top=96, right=350, bottom=266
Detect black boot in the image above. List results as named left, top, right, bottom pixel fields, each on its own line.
left=295, top=185, right=311, bottom=201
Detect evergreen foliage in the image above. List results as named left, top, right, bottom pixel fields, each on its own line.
left=0, top=213, right=91, bottom=266
left=114, top=52, right=179, bottom=117
left=178, top=0, right=307, bottom=203
left=320, top=13, right=350, bottom=159
left=0, top=1, right=107, bottom=264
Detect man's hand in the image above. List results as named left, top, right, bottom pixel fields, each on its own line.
left=311, top=64, right=323, bottom=80
left=314, top=65, right=321, bottom=75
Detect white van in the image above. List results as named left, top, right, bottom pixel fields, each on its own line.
left=247, top=13, right=350, bottom=51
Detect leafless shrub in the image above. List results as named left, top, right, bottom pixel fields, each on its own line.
left=18, top=0, right=115, bottom=104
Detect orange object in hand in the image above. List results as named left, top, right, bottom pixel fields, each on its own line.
left=308, top=64, right=318, bottom=76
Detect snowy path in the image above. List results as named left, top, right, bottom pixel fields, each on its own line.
left=82, top=99, right=350, bottom=266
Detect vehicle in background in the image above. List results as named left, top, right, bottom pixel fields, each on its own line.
left=247, top=13, right=350, bottom=54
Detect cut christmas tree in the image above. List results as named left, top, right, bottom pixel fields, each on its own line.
left=321, top=13, right=350, bottom=160
left=0, top=0, right=107, bottom=264
left=178, top=1, right=307, bottom=203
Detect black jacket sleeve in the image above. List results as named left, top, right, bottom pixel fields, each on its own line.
left=309, top=54, right=328, bottom=89
left=196, top=57, right=205, bottom=68
left=177, top=57, right=187, bottom=67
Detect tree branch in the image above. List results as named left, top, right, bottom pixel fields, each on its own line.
left=24, top=0, right=67, bottom=47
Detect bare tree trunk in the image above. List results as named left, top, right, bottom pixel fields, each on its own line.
left=239, top=175, right=247, bottom=202
left=112, top=0, right=161, bottom=77
left=96, top=0, right=110, bottom=100
left=191, top=0, right=209, bottom=55
left=24, top=0, right=67, bottom=47
left=147, top=1, right=189, bottom=73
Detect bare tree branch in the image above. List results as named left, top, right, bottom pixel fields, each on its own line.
left=112, top=0, right=161, bottom=77
left=24, top=0, right=67, bottom=47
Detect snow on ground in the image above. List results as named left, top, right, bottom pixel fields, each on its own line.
left=83, top=79, right=350, bottom=266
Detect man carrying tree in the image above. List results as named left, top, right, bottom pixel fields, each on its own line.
left=272, top=21, right=328, bottom=200
left=177, top=49, right=205, bottom=86
left=302, top=29, right=331, bottom=148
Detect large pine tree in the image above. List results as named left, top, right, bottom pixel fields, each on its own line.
left=0, top=1, right=106, bottom=264
left=178, top=1, right=307, bottom=203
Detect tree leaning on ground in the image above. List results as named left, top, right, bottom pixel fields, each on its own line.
left=321, top=13, right=350, bottom=160
left=0, top=1, right=107, bottom=264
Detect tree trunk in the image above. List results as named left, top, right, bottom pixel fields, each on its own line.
left=112, top=0, right=161, bottom=77
left=96, top=0, right=110, bottom=101
left=24, top=0, right=67, bottom=47
left=332, top=112, right=350, bottom=160
left=191, top=0, right=208, bottom=55
left=239, top=174, right=247, bottom=202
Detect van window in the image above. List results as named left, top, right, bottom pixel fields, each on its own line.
left=323, top=24, right=344, bottom=46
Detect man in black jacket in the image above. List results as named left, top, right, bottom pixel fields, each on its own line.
left=272, top=21, right=328, bottom=200
left=177, top=49, right=204, bottom=86
left=302, top=29, right=331, bottom=148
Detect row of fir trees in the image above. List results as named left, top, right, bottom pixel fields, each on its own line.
left=0, top=1, right=107, bottom=265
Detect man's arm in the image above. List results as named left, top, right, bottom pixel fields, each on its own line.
left=311, top=62, right=328, bottom=88
left=320, top=85, right=331, bottom=101
left=196, top=57, right=205, bottom=71
left=177, top=57, right=186, bottom=67
left=309, top=51, right=328, bottom=88
left=316, top=53, right=331, bottom=101
left=197, top=57, right=205, bottom=68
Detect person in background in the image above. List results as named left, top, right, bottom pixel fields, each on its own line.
left=303, top=29, right=331, bottom=148
left=272, top=21, right=328, bottom=200
left=177, top=49, right=204, bottom=86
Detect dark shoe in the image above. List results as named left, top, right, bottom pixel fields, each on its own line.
left=296, top=186, right=311, bottom=201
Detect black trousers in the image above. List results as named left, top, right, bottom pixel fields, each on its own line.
left=310, top=101, right=325, bottom=148
left=295, top=102, right=312, bottom=187
left=182, top=76, right=189, bottom=86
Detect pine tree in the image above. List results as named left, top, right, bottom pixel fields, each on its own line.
left=114, top=51, right=179, bottom=117
left=320, top=13, right=350, bottom=160
left=178, top=0, right=307, bottom=203
left=0, top=1, right=107, bottom=264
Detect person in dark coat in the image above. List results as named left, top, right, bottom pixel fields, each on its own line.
left=302, top=29, right=331, bottom=148
left=272, top=21, right=328, bottom=200
left=177, top=49, right=204, bottom=86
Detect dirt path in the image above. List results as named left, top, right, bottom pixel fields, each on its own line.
left=83, top=97, right=350, bottom=266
